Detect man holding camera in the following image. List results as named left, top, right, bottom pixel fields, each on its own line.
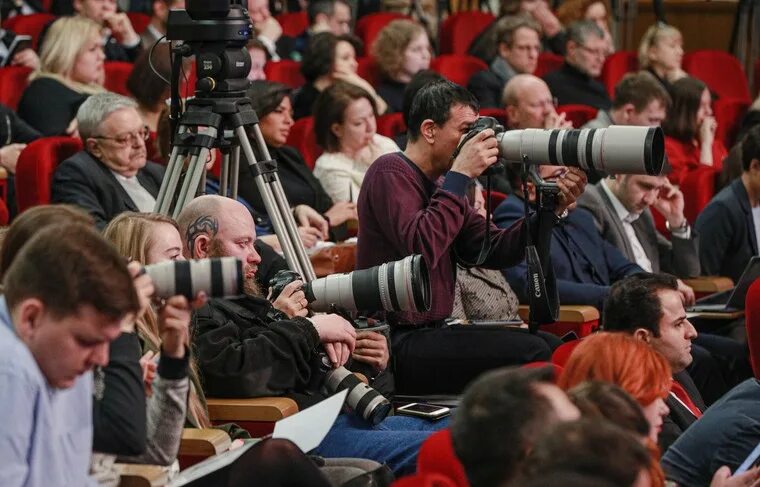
left=356, top=79, right=587, bottom=394
left=178, top=195, right=443, bottom=475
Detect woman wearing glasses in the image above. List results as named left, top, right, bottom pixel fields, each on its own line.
left=18, top=16, right=106, bottom=136
left=51, top=92, right=165, bottom=229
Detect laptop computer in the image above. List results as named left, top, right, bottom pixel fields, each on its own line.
left=687, top=256, right=760, bottom=313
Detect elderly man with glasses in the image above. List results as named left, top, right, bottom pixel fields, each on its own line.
left=542, top=20, right=612, bottom=110
left=52, top=92, right=164, bottom=229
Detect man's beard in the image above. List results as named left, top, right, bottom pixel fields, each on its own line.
left=207, top=239, right=263, bottom=297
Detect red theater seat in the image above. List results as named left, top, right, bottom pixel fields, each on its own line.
left=430, top=55, right=487, bottom=87
left=264, top=60, right=305, bottom=88
left=104, top=61, right=133, bottom=95
left=713, top=97, right=750, bottom=147
left=417, top=429, right=469, bottom=487
left=286, top=117, right=321, bottom=169
left=16, top=136, right=83, bottom=212
left=355, top=12, right=409, bottom=50
left=680, top=166, right=715, bottom=223
left=126, top=12, right=151, bottom=35
left=534, top=52, right=563, bottom=78
left=557, top=104, right=598, bottom=128
left=2, top=13, right=55, bottom=50
left=551, top=339, right=582, bottom=367
left=439, top=11, right=495, bottom=55
left=357, top=57, right=383, bottom=88
left=376, top=112, right=406, bottom=138
left=0, top=66, right=32, bottom=110
left=601, top=51, right=638, bottom=97
left=683, top=50, right=751, bottom=102
left=275, top=11, right=308, bottom=37
left=479, top=107, right=507, bottom=126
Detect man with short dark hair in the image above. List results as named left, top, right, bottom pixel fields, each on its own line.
left=450, top=367, right=581, bottom=487
left=289, top=0, right=352, bottom=62
left=141, top=0, right=185, bottom=48
left=583, top=71, right=671, bottom=129
left=696, top=126, right=760, bottom=282
left=542, top=20, right=611, bottom=110
left=0, top=223, right=140, bottom=485
left=467, top=17, right=541, bottom=108
left=357, top=79, right=587, bottom=394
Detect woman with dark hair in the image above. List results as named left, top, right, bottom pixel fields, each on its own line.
left=127, top=43, right=172, bottom=133
left=293, top=32, right=387, bottom=119
left=313, top=82, right=398, bottom=203
left=663, top=77, right=726, bottom=185
left=371, top=20, right=432, bottom=114
left=239, top=80, right=357, bottom=239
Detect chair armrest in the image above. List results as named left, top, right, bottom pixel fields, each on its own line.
left=682, top=276, right=734, bottom=294
left=179, top=428, right=231, bottom=457
left=518, top=305, right=600, bottom=323
left=117, top=464, right=169, bottom=487
left=206, top=397, right=299, bottom=422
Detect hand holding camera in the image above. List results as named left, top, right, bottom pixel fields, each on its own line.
left=451, top=128, right=499, bottom=179
left=353, top=330, right=390, bottom=372
left=309, top=314, right=356, bottom=366
left=128, top=261, right=156, bottom=330
left=554, top=168, right=588, bottom=215
left=158, top=293, right=207, bottom=358
left=269, top=280, right=309, bottom=318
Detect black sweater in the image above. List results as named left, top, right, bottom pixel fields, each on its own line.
left=17, top=77, right=89, bottom=136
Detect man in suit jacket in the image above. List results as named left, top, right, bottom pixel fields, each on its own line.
left=696, top=127, right=760, bottom=281
left=52, top=93, right=164, bottom=229
left=577, top=175, right=700, bottom=280
left=466, top=17, right=541, bottom=109
left=582, top=71, right=670, bottom=129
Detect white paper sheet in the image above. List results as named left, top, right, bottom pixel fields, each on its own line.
left=272, top=389, right=348, bottom=452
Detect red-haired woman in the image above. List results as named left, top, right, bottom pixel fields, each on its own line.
left=558, top=332, right=671, bottom=487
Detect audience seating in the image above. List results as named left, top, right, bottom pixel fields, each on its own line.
left=683, top=276, right=734, bottom=300
left=479, top=107, right=507, bottom=126
left=0, top=198, right=8, bottom=225
left=745, top=278, right=760, bottom=378
left=518, top=305, right=600, bottom=338
left=534, top=52, right=563, bottom=78
left=0, top=66, right=32, bottom=110
left=264, top=59, right=305, bottom=88
left=482, top=189, right=507, bottom=210
left=713, top=97, right=750, bottom=146
left=438, top=11, right=495, bottom=55
left=2, top=13, right=56, bottom=50
left=551, top=339, right=582, bottom=367
left=354, top=12, right=410, bottom=51
left=430, top=54, right=487, bottom=87
left=126, top=12, right=151, bottom=35
left=275, top=11, right=309, bottom=37
left=600, top=51, right=638, bottom=98
left=376, top=112, right=406, bottom=138
left=357, top=56, right=383, bottom=88
left=206, top=396, right=299, bottom=437
left=557, top=104, right=598, bottom=128
left=417, top=429, right=469, bottom=487
left=680, top=166, right=716, bottom=223
left=104, top=61, right=134, bottom=96
left=15, top=136, right=83, bottom=212
left=683, top=50, right=751, bottom=102
left=286, top=116, right=321, bottom=169
left=177, top=428, right=232, bottom=469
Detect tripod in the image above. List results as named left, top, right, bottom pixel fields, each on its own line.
left=153, top=93, right=317, bottom=282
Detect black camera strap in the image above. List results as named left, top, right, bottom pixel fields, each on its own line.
left=522, top=167, right=560, bottom=333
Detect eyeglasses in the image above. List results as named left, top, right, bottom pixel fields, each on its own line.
left=92, top=126, right=150, bottom=147
left=578, top=44, right=607, bottom=58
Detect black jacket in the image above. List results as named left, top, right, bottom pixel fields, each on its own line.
left=695, top=178, right=758, bottom=282
left=17, top=77, right=90, bottom=137
left=51, top=150, right=165, bottom=229
left=660, top=370, right=706, bottom=453
left=542, top=62, right=612, bottom=110
left=0, top=103, right=40, bottom=144
left=38, top=18, right=142, bottom=63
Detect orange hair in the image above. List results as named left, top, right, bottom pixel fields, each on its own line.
left=558, top=332, right=672, bottom=487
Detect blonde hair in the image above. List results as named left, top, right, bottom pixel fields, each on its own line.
left=33, top=16, right=106, bottom=95
left=371, top=19, right=428, bottom=79
left=103, top=212, right=212, bottom=429
left=638, top=23, right=682, bottom=69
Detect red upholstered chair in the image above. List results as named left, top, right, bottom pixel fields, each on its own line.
left=713, top=97, right=750, bottom=147
left=417, top=429, right=469, bottom=487
left=355, top=12, right=409, bottom=51
left=2, top=13, right=55, bottom=50
left=376, top=112, right=406, bottom=138
left=600, top=51, right=638, bottom=97
left=16, top=136, right=84, bottom=213
left=755, top=58, right=760, bottom=97
left=357, top=56, right=383, bottom=88
left=680, top=166, right=715, bottom=223
left=430, top=55, right=487, bottom=87
left=286, top=116, right=321, bottom=169
left=275, top=11, right=308, bottom=37
left=439, top=11, right=495, bottom=55
left=0, top=66, right=32, bottom=110
left=126, top=12, right=151, bottom=35
left=393, top=473, right=459, bottom=487
left=683, top=50, right=751, bottom=102
left=104, top=61, right=133, bottom=95
left=264, top=60, right=305, bottom=89
left=534, top=52, right=563, bottom=78
left=0, top=198, right=9, bottom=225
left=745, top=278, right=760, bottom=378
left=482, top=189, right=507, bottom=210
left=557, top=104, right=598, bottom=128
left=479, top=107, right=507, bottom=126
left=551, top=339, right=582, bottom=367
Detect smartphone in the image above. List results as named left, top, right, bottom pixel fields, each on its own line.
left=2, top=35, right=32, bottom=67
left=396, top=403, right=451, bottom=420
left=735, top=442, right=760, bottom=475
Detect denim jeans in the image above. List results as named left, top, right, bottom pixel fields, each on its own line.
left=312, top=413, right=450, bottom=475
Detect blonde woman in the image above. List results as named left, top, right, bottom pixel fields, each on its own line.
left=638, top=23, right=687, bottom=93
left=18, top=16, right=106, bottom=136
left=371, top=19, right=432, bottom=113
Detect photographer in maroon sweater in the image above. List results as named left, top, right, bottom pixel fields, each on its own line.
left=356, top=80, right=587, bottom=394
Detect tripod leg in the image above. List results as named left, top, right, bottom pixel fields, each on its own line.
left=172, top=150, right=208, bottom=219
left=154, top=144, right=186, bottom=215
left=220, top=152, right=230, bottom=197
left=230, top=146, right=240, bottom=200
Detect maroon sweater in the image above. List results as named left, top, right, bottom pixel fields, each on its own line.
left=357, top=152, right=531, bottom=325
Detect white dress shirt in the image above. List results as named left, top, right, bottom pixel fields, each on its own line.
left=111, top=171, right=156, bottom=213
left=600, top=179, right=653, bottom=272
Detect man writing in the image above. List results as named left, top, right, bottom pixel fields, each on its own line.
left=356, top=79, right=587, bottom=394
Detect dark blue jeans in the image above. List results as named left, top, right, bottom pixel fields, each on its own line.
left=313, top=413, right=450, bottom=475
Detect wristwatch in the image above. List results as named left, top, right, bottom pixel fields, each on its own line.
left=666, top=219, right=689, bottom=235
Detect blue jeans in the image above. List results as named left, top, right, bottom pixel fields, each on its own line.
left=312, top=413, right=450, bottom=475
